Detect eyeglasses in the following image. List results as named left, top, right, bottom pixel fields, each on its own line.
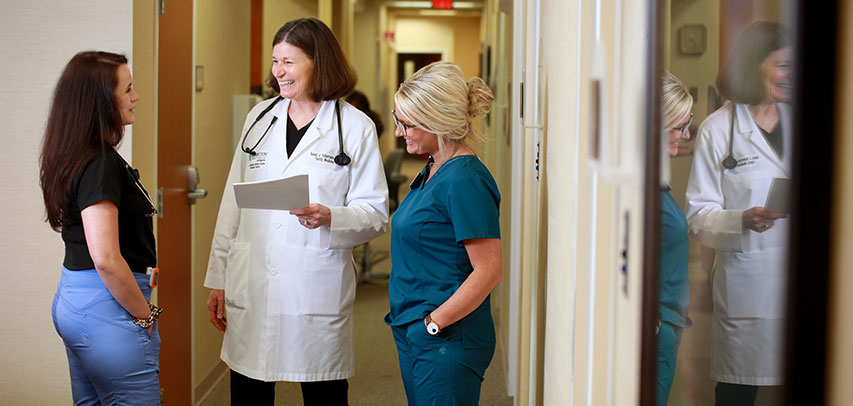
left=391, top=109, right=421, bottom=135
left=671, top=112, right=693, bottom=136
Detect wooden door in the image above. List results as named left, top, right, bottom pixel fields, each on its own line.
left=157, top=1, right=193, bottom=404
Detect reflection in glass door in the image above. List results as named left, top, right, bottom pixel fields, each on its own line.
left=644, top=0, right=839, bottom=405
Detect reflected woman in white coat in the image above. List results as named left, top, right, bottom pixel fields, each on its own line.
left=686, top=21, right=791, bottom=405
left=204, top=18, right=388, bottom=405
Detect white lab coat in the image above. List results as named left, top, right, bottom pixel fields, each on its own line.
left=204, top=97, right=389, bottom=382
left=686, top=101, right=791, bottom=386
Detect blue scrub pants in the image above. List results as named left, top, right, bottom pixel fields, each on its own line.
left=52, top=268, right=160, bottom=406
left=391, top=314, right=495, bottom=406
left=655, top=321, right=684, bottom=406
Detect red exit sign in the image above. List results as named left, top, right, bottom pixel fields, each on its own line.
left=432, top=0, right=452, bottom=9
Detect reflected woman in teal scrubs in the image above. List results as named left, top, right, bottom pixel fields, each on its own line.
left=656, top=70, right=694, bottom=406
left=384, top=61, right=501, bottom=405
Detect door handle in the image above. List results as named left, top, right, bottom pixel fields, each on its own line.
left=187, top=166, right=208, bottom=205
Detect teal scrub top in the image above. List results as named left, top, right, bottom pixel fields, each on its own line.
left=659, top=187, right=691, bottom=327
left=385, top=155, right=501, bottom=327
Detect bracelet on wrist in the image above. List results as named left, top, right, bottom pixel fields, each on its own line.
left=132, top=303, right=163, bottom=329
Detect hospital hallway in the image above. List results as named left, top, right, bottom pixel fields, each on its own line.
left=198, top=160, right=514, bottom=405
left=5, top=0, right=853, bottom=405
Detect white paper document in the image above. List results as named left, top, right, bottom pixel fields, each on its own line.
left=233, top=174, right=309, bottom=211
left=764, top=177, right=791, bottom=214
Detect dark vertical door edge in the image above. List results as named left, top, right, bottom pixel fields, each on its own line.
left=783, top=0, right=838, bottom=404
left=640, top=0, right=665, bottom=404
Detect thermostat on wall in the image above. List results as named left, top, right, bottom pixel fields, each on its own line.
left=679, top=24, right=707, bottom=55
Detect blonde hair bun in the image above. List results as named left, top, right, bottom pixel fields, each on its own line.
left=467, top=77, right=494, bottom=119
left=394, top=61, right=494, bottom=154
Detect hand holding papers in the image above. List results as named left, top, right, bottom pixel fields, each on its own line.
left=233, top=174, right=309, bottom=211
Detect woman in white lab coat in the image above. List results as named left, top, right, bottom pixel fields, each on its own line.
left=685, top=21, right=791, bottom=405
left=204, top=18, right=388, bottom=405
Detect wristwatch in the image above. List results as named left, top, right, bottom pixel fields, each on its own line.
left=425, top=313, right=441, bottom=336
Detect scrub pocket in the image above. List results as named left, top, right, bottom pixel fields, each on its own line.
left=460, top=301, right=497, bottom=350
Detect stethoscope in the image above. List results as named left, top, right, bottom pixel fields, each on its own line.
left=722, top=102, right=739, bottom=170
left=240, top=97, right=351, bottom=166
left=124, top=163, right=158, bottom=217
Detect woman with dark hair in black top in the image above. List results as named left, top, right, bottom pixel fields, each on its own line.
left=40, top=50, right=162, bottom=405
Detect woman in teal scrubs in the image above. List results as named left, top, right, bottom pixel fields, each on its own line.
left=384, top=61, right=502, bottom=405
left=656, top=70, right=694, bottom=406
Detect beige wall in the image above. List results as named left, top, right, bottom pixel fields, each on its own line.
left=193, top=0, right=252, bottom=401
left=480, top=0, right=513, bottom=389
left=385, top=13, right=483, bottom=156
left=538, top=0, right=649, bottom=403
left=667, top=0, right=720, bottom=212
left=394, top=16, right=482, bottom=80
left=351, top=0, right=381, bottom=113
left=133, top=1, right=158, bottom=218
left=0, top=2, right=133, bottom=403
left=828, top=1, right=853, bottom=404
left=539, top=0, right=583, bottom=402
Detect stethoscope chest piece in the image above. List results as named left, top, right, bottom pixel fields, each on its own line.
left=334, top=153, right=351, bottom=166
left=722, top=155, right=738, bottom=169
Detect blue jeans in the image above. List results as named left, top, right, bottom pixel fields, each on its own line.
left=52, top=268, right=160, bottom=405
left=391, top=309, right=495, bottom=406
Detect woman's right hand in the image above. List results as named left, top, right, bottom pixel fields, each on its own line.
left=742, top=206, right=786, bottom=232
left=207, top=289, right=227, bottom=331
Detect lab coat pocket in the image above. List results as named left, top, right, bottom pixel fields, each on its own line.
left=718, top=252, right=762, bottom=319
left=761, top=247, right=788, bottom=319
left=300, top=248, right=346, bottom=316
left=311, top=166, right=348, bottom=207
left=722, top=170, right=768, bottom=209
left=224, top=241, right=251, bottom=310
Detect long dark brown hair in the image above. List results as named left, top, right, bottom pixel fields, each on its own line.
left=40, top=51, right=128, bottom=231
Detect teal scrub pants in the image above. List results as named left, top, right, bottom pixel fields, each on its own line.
left=391, top=315, right=495, bottom=406
left=655, top=321, right=684, bottom=406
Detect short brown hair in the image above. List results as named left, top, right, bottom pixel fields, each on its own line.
left=264, top=18, right=356, bottom=102
left=716, top=21, right=791, bottom=105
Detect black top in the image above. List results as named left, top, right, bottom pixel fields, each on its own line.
left=759, top=123, right=784, bottom=158
left=286, top=115, right=314, bottom=157
left=62, top=148, right=157, bottom=274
